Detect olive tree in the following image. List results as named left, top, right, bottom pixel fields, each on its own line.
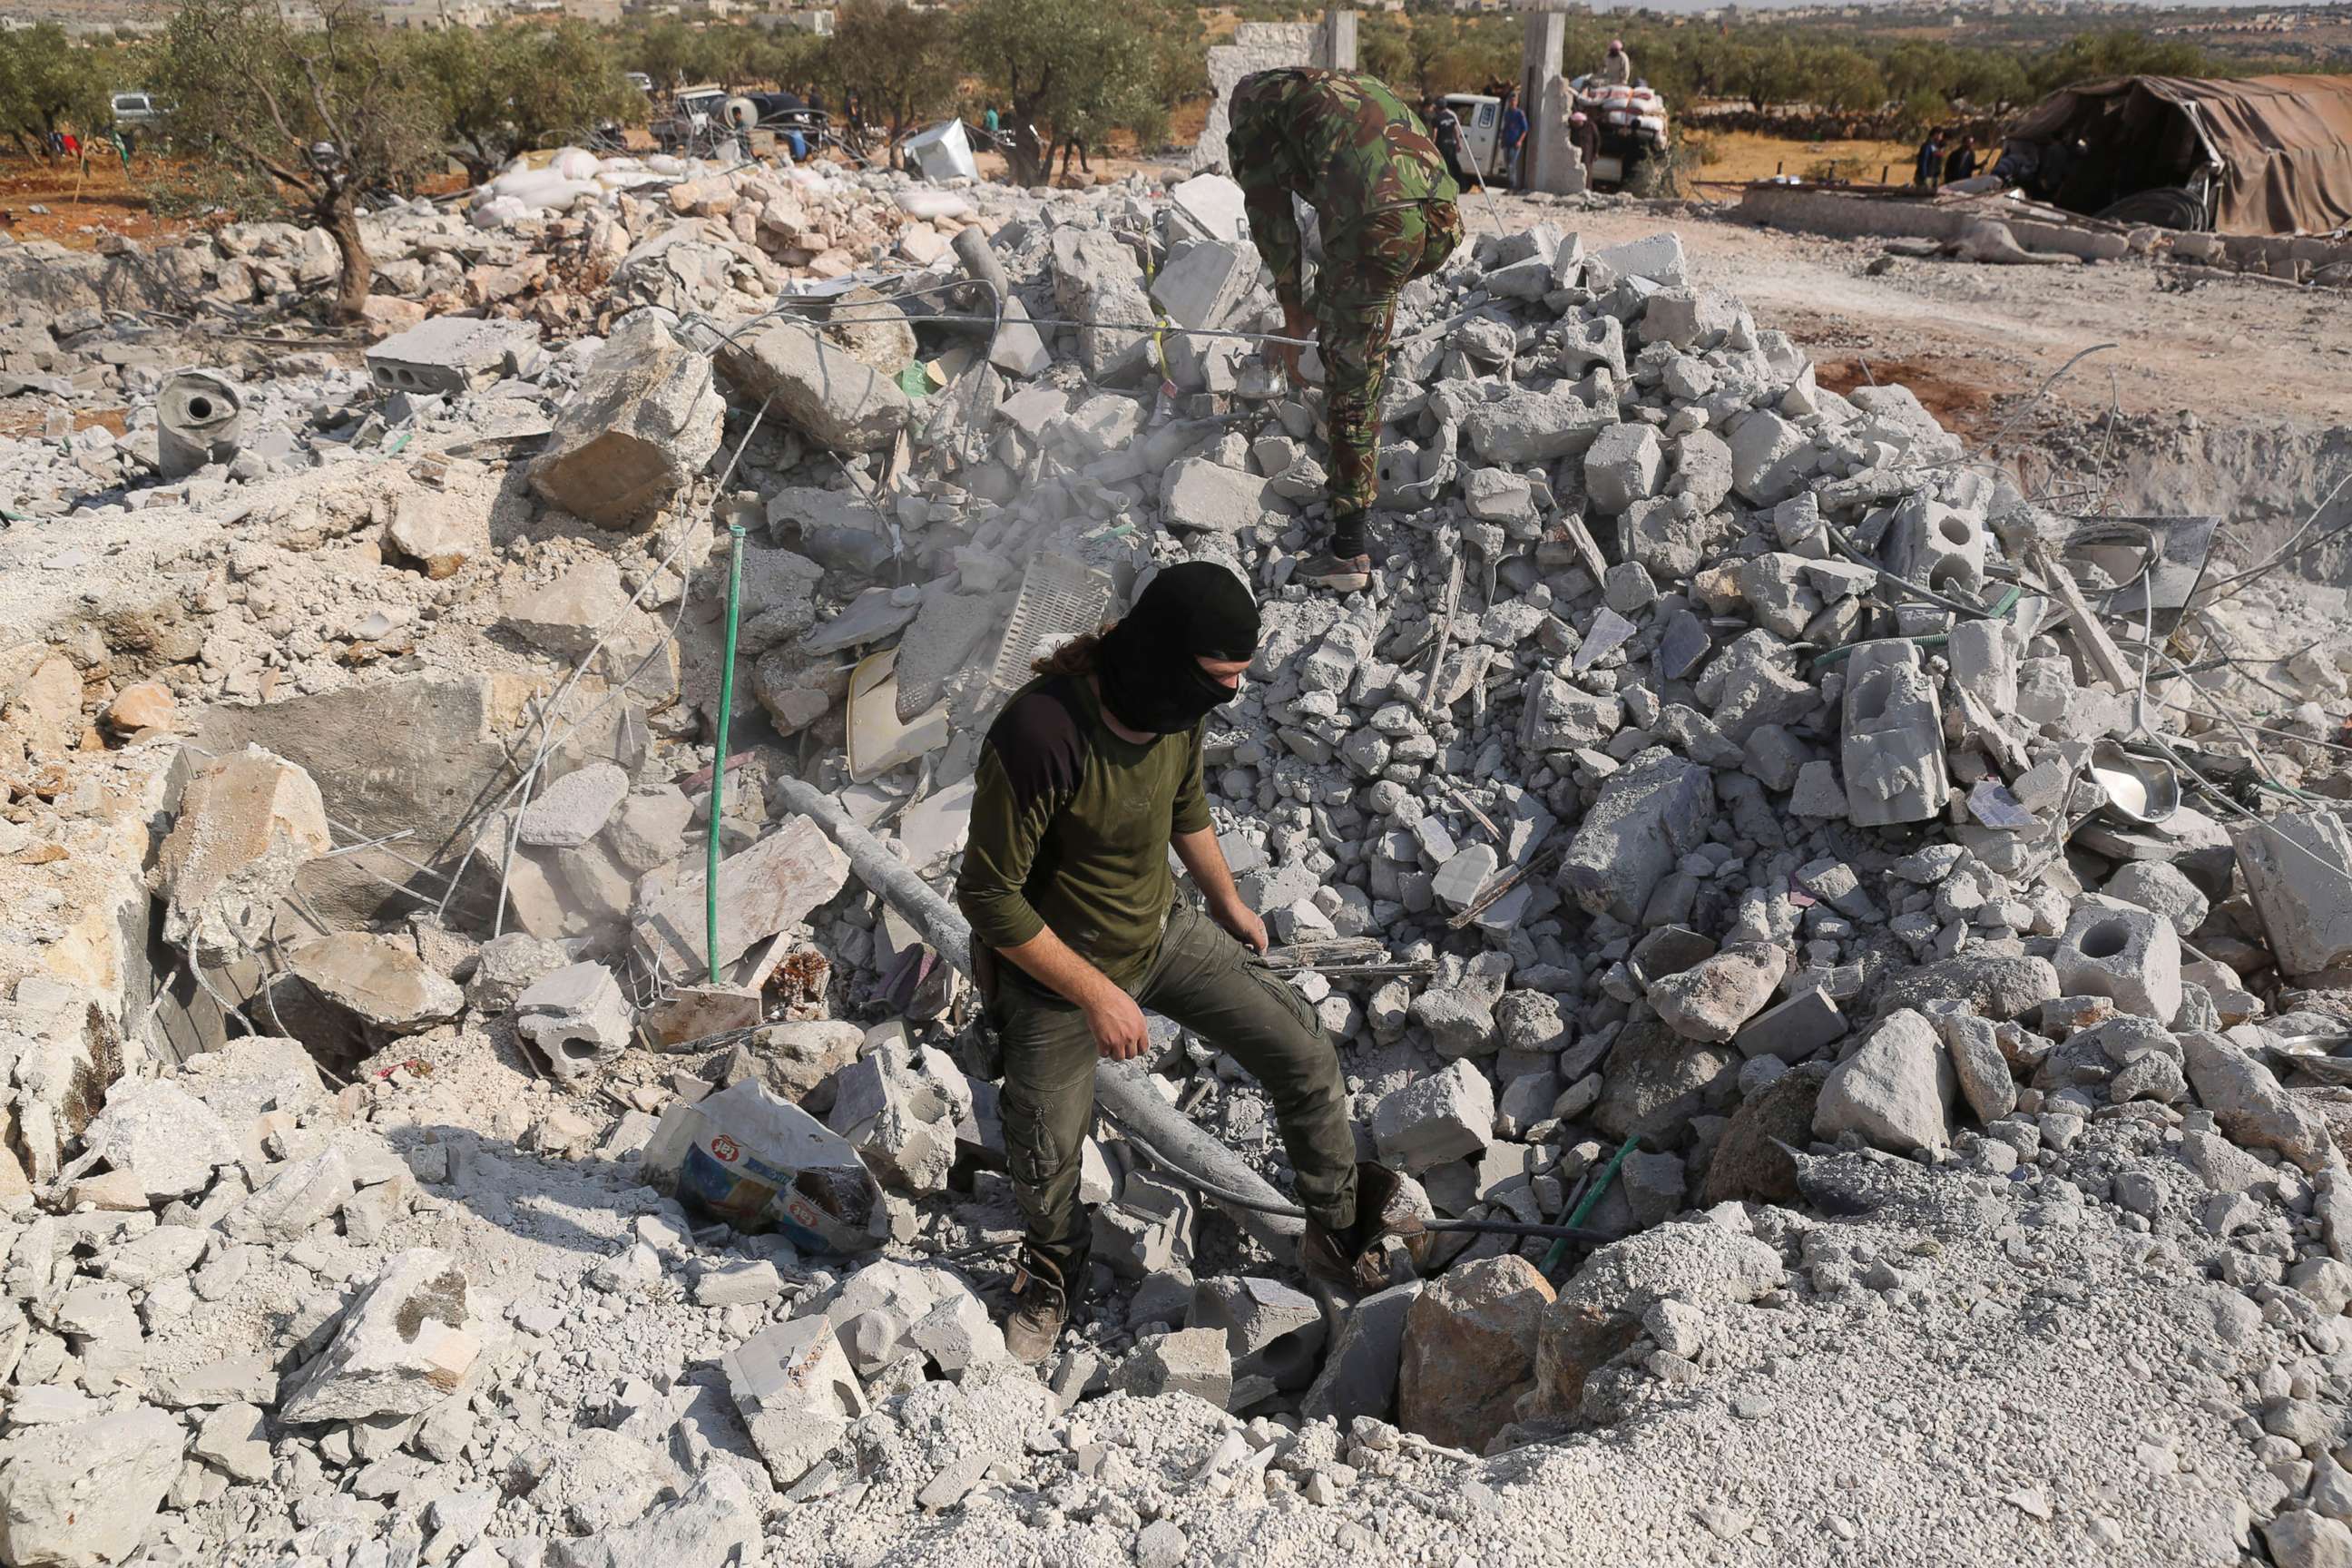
left=151, top=0, right=445, bottom=320
left=0, top=24, right=111, bottom=159
left=420, top=22, right=643, bottom=187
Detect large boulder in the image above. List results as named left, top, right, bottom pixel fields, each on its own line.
left=1592, top=1020, right=1739, bottom=1150
left=530, top=311, right=724, bottom=527
left=1700, top=1063, right=1829, bottom=1206
left=1813, top=1009, right=1954, bottom=1154
left=1396, top=1256, right=1553, bottom=1453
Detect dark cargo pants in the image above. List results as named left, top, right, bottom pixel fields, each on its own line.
left=988, top=901, right=1359, bottom=1283
left=1321, top=197, right=1465, bottom=559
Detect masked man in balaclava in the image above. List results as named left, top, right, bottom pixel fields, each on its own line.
left=956, top=562, right=1397, bottom=1361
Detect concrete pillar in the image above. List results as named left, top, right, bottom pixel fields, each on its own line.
left=1322, top=7, right=1357, bottom=72
left=1518, top=10, right=1586, bottom=197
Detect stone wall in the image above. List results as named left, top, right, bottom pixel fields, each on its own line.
left=1192, top=22, right=1345, bottom=172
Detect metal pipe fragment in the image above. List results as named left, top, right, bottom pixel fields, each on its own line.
left=769, top=773, right=1303, bottom=1256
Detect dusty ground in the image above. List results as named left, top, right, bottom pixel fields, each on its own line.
left=1687, top=129, right=1919, bottom=187
left=1467, top=190, right=2352, bottom=441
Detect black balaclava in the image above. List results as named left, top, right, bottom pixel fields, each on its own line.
left=1095, top=563, right=1260, bottom=736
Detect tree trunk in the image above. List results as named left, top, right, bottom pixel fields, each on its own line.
left=323, top=194, right=372, bottom=323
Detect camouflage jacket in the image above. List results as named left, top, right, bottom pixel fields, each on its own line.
left=1225, top=68, right=1459, bottom=311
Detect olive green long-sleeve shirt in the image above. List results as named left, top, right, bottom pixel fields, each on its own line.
left=954, top=674, right=1210, bottom=991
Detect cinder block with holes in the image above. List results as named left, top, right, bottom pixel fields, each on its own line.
left=1885, top=495, right=1990, bottom=601
left=2054, top=901, right=2182, bottom=1024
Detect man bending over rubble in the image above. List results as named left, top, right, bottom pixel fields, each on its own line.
left=956, top=563, right=1399, bottom=1361
left=1227, top=68, right=1462, bottom=594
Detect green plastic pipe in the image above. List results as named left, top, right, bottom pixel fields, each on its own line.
left=1542, top=1133, right=1639, bottom=1279
left=707, top=522, right=748, bottom=985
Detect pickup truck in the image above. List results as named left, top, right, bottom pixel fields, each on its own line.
left=110, top=92, right=167, bottom=129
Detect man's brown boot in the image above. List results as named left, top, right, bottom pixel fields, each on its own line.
left=1004, top=1248, right=1073, bottom=1365
left=1302, top=1161, right=1406, bottom=1293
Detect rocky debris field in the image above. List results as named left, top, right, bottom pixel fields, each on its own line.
left=4, top=144, right=2352, bottom=1568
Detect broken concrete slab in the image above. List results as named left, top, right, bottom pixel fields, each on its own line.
left=288, top=932, right=465, bottom=1034
left=1301, top=1279, right=1421, bottom=1426
left=157, top=744, right=333, bottom=960
left=722, top=1314, right=867, bottom=1486
left=1562, top=747, right=1717, bottom=922
left=77, top=1078, right=239, bottom=1204
left=279, top=1248, right=485, bottom=1423
left=530, top=312, right=724, bottom=527
left=636, top=816, right=849, bottom=981
left=2231, top=808, right=2352, bottom=978
left=222, top=1147, right=353, bottom=1244
left=0, top=1406, right=183, bottom=1568
left=714, top=316, right=913, bottom=454
left=196, top=671, right=648, bottom=926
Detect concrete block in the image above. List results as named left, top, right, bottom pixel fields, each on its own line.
left=1592, top=232, right=1688, bottom=285
left=1189, top=1276, right=1326, bottom=1391
left=514, top=963, right=633, bottom=1083
left=1118, top=1326, right=1233, bottom=1409
left=366, top=316, right=539, bottom=395
left=1813, top=1009, right=1954, bottom=1154
left=1583, top=422, right=1664, bottom=514
left=2103, top=860, right=2210, bottom=939
left=1301, top=1280, right=1421, bottom=1426
left=1945, top=615, right=2019, bottom=715
left=1561, top=747, right=1717, bottom=922
left=1840, top=640, right=1949, bottom=827
left=1637, top=288, right=1737, bottom=348
left=1372, top=1061, right=1495, bottom=1173
left=2053, top=903, right=2181, bottom=1023
left=1726, top=409, right=1811, bottom=505
left=1559, top=314, right=1625, bottom=378
left=988, top=297, right=1053, bottom=377
left=1161, top=457, right=1280, bottom=534
left=531, top=313, right=724, bottom=527
left=1884, top=495, right=1987, bottom=599
left=722, top=1315, right=867, bottom=1485
left=2231, top=809, right=2352, bottom=977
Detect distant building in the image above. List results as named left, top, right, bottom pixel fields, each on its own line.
left=378, top=0, right=494, bottom=26
left=563, top=0, right=622, bottom=18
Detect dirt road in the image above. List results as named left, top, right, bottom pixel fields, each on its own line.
left=1481, top=192, right=2352, bottom=439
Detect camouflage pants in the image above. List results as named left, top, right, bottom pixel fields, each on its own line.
left=1320, top=198, right=1463, bottom=556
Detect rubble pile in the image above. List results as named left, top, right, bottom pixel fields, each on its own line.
left=5, top=146, right=2352, bottom=1568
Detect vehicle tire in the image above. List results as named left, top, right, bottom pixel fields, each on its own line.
left=2093, top=187, right=2208, bottom=232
